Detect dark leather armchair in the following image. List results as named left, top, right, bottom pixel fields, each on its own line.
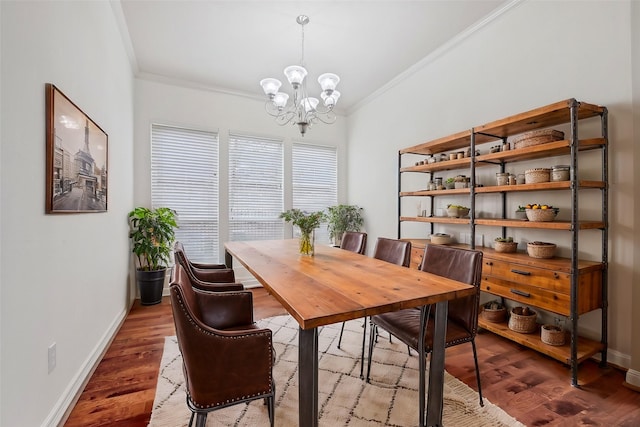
left=337, top=237, right=411, bottom=377
left=170, top=264, right=275, bottom=427
left=174, top=241, right=243, bottom=292
left=366, top=244, right=484, bottom=406
left=340, top=231, right=367, bottom=254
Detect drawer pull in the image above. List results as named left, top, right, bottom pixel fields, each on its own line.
left=485, top=261, right=493, bottom=266
left=510, top=288, right=531, bottom=298
left=511, top=269, right=531, bottom=276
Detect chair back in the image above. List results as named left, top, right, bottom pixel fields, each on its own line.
left=373, top=237, right=411, bottom=267
left=419, top=244, right=483, bottom=334
left=340, top=231, right=367, bottom=254
left=174, top=241, right=237, bottom=287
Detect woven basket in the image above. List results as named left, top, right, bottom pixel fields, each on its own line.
left=541, top=324, right=566, bottom=346
left=512, top=129, right=564, bottom=149
left=494, top=241, right=518, bottom=253
left=524, top=168, right=551, bottom=184
left=525, top=208, right=558, bottom=222
left=508, top=307, right=537, bottom=333
left=482, top=305, right=507, bottom=323
left=527, top=242, right=556, bottom=259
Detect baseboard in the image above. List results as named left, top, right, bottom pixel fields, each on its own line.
left=625, top=369, right=640, bottom=389
left=41, top=305, right=129, bottom=427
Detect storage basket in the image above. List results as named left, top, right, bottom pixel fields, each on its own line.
left=512, top=129, right=564, bottom=149
left=541, top=324, right=566, bottom=346
left=525, top=208, right=558, bottom=222
left=508, top=307, right=537, bottom=333
left=482, top=303, right=507, bottom=323
left=527, top=241, right=557, bottom=259
left=494, top=241, right=518, bottom=253
left=430, top=233, right=453, bottom=245
left=524, top=168, right=551, bottom=184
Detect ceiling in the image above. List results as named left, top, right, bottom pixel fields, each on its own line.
left=117, top=1, right=507, bottom=114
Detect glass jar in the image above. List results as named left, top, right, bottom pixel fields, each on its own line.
left=434, top=177, right=443, bottom=190
left=551, top=165, right=570, bottom=181
left=496, top=172, right=509, bottom=186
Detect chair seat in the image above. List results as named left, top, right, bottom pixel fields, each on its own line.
left=372, top=308, right=473, bottom=352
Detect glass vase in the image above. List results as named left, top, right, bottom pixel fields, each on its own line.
left=299, top=229, right=315, bottom=256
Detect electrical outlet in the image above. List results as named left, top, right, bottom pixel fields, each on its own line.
left=48, top=342, right=56, bottom=374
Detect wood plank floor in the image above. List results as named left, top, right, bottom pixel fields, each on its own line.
left=64, top=288, right=640, bottom=426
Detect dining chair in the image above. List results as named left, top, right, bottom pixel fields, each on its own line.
left=170, top=264, right=275, bottom=427
left=366, top=244, right=484, bottom=407
left=174, top=241, right=244, bottom=292
left=337, top=237, right=411, bottom=378
left=340, top=231, right=367, bottom=254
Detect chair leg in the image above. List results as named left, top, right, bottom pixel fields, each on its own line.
left=188, top=411, right=195, bottom=427
left=337, top=321, right=346, bottom=349
left=366, top=324, right=377, bottom=382
left=195, top=412, right=207, bottom=427
left=267, top=394, right=275, bottom=427
left=471, top=339, right=484, bottom=407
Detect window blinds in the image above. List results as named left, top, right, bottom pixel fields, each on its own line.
left=292, top=142, right=338, bottom=243
left=151, top=124, right=219, bottom=262
left=228, top=133, right=284, bottom=241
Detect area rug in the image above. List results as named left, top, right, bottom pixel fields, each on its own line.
left=149, top=315, right=523, bottom=426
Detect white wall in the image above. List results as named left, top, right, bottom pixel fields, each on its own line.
left=0, top=1, right=134, bottom=426
left=348, top=0, right=636, bottom=366
left=133, top=78, right=348, bottom=276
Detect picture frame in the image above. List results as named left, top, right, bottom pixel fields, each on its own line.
left=45, top=83, right=108, bottom=213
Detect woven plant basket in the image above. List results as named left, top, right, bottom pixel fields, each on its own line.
left=541, top=324, right=566, bottom=346
left=525, top=208, right=558, bottom=222
left=512, top=129, right=564, bottom=149
left=482, top=305, right=507, bottom=323
left=494, top=241, right=518, bottom=253
left=524, top=168, right=551, bottom=184
left=527, top=241, right=556, bottom=258
left=508, top=306, right=537, bottom=333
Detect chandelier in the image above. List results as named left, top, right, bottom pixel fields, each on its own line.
left=259, top=15, right=340, bottom=136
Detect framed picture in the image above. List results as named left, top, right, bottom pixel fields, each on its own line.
left=45, top=83, right=108, bottom=213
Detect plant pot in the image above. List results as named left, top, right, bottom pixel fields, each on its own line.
left=136, top=268, right=166, bottom=305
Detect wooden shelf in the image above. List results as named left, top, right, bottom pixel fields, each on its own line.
left=400, top=188, right=470, bottom=197
left=474, top=180, right=605, bottom=193
left=474, top=218, right=606, bottom=230
left=400, top=216, right=469, bottom=225
left=478, top=316, right=604, bottom=365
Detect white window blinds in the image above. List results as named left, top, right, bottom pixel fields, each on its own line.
left=228, top=133, right=284, bottom=241
left=151, top=124, right=219, bottom=263
left=292, top=142, right=338, bottom=244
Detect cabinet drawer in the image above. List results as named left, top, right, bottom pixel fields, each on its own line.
left=482, top=259, right=570, bottom=293
left=481, top=277, right=569, bottom=315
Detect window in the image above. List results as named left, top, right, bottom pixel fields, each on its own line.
left=228, top=133, right=284, bottom=241
left=292, top=142, right=338, bottom=243
left=151, top=124, right=219, bottom=262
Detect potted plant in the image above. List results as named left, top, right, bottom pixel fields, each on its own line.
left=326, top=204, right=364, bottom=246
left=128, top=207, right=178, bottom=305
left=280, top=209, right=326, bottom=256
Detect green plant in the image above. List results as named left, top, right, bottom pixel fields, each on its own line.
left=128, top=207, right=178, bottom=271
left=326, top=205, right=364, bottom=242
left=445, top=177, right=455, bottom=184
left=494, top=236, right=514, bottom=242
left=280, top=209, right=326, bottom=234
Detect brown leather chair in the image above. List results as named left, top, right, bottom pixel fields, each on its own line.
left=174, top=241, right=244, bottom=292
left=340, top=231, right=367, bottom=254
left=366, top=244, right=484, bottom=407
left=337, top=237, right=411, bottom=377
left=170, top=264, right=275, bottom=427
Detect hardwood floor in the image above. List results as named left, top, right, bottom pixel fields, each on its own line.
left=64, top=288, right=640, bottom=426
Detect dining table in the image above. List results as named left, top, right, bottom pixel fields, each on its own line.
left=224, top=239, right=476, bottom=427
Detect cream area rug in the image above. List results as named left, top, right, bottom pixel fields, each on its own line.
left=149, top=315, right=524, bottom=426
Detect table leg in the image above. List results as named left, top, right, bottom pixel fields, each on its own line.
left=299, top=327, right=318, bottom=427
left=425, top=300, right=448, bottom=426
left=224, top=250, right=233, bottom=268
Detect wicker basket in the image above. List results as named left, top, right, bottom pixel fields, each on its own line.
left=541, top=325, right=566, bottom=346
left=482, top=304, right=507, bottom=323
left=527, top=242, right=557, bottom=259
left=524, top=168, right=551, bottom=184
left=525, top=208, right=558, bottom=222
left=494, top=241, right=518, bottom=253
left=508, top=307, right=537, bottom=333
left=512, top=129, right=564, bottom=149
left=430, top=233, right=453, bottom=245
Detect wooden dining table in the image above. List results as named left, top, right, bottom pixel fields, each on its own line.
left=224, top=239, right=476, bottom=427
